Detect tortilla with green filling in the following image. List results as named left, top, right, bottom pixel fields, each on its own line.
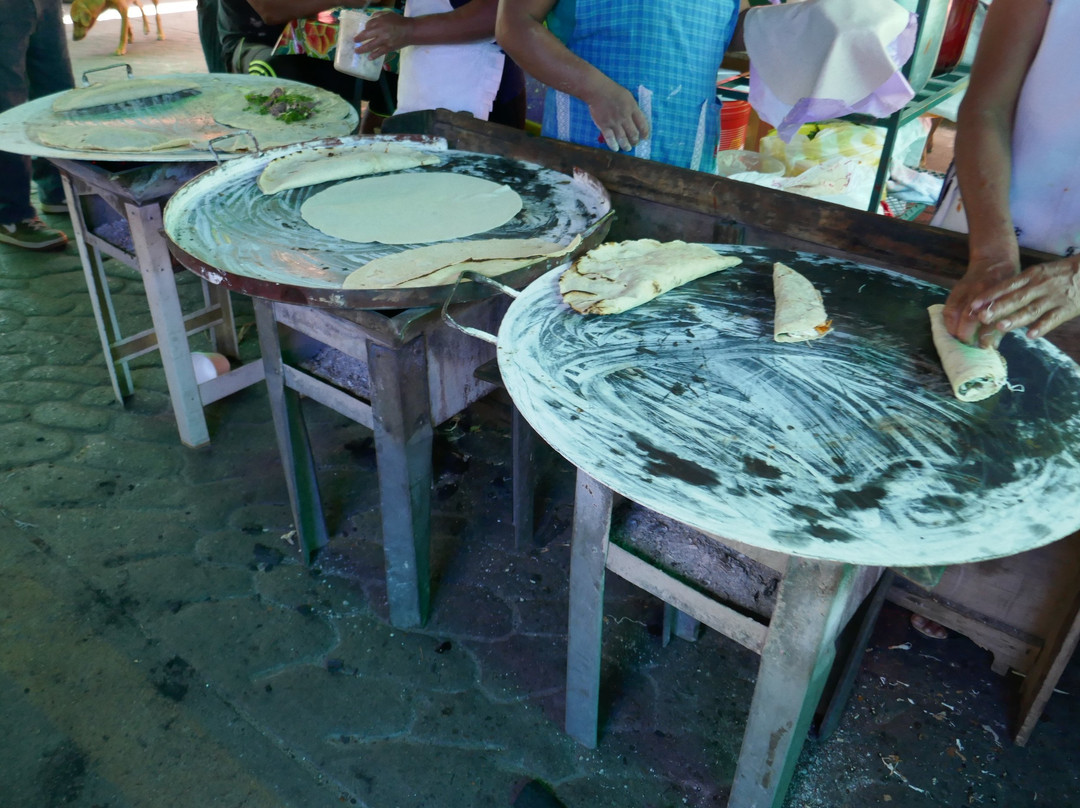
left=928, top=303, right=1008, bottom=402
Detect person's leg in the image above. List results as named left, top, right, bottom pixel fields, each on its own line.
left=26, top=0, right=75, bottom=211
left=197, top=0, right=228, bottom=73
left=0, top=0, right=35, bottom=225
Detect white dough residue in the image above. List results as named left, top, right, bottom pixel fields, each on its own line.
left=300, top=171, right=523, bottom=245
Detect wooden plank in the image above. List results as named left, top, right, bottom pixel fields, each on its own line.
left=124, top=199, right=209, bottom=449
left=368, top=336, right=433, bottom=628
left=564, top=469, right=615, bottom=749
left=605, top=541, right=768, bottom=654
left=1015, top=582, right=1080, bottom=745
left=730, top=559, right=874, bottom=808
left=254, top=299, right=329, bottom=562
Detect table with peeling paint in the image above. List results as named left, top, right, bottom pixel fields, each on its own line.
left=495, top=245, right=1080, bottom=808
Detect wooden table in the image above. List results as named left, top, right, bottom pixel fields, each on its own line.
left=163, top=135, right=612, bottom=627
left=494, top=247, right=1080, bottom=807
left=53, top=158, right=264, bottom=448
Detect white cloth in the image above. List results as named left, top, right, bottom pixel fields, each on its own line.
left=1009, top=0, right=1080, bottom=255
left=745, top=0, right=917, bottom=141
left=932, top=0, right=1080, bottom=256
left=394, top=0, right=505, bottom=121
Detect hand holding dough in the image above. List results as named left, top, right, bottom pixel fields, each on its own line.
left=928, top=303, right=1008, bottom=402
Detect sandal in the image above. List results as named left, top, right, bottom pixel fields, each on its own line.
left=911, top=613, right=949, bottom=640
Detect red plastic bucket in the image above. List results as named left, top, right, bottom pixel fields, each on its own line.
left=719, top=100, right=752, bottom=151
left=934, top=0, right=978, bottom=75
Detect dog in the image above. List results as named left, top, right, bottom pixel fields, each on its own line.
left=70, top=0, right=165, bottom=56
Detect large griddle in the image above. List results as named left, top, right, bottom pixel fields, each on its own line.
left=497, top=244, right=1080, bottom=568
left=163, top=135, right=612, bottom=309
left=0, top=71, right=358, bottom=162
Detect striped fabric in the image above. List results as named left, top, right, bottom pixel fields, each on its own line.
left=542, top=0, right=738, bottom=170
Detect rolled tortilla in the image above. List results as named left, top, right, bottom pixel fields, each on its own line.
left=773, top=262, right=832, bottom=342
left=928, top=303, right=1008, bottom=402
left=258, top=144, right=442, bottom=195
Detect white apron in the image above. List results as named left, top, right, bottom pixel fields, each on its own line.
left=393, top=0, right=505, bottom=121
left=932, top=0, right=1080, bottom=256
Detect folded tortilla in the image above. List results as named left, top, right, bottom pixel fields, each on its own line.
left=773, top=262, right=832, bottom=342
left=258, top=144, right=442, bottom=195
left=51, top=78, right=201, bottom=113
left=559, top=239, right=741, bottom=315
left=928, top=303, right=1008, bottom=402
left=342, top=237, right=577, bottom=289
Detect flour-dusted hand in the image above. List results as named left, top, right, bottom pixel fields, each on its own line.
left=969, top=255, right=1080, bottom=341
left=942, top=257, right=1019, bottom=348
left=582, top=75, right=650, bottom=152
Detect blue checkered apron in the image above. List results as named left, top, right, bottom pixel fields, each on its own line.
left=542, top=0, right=738, bottom=171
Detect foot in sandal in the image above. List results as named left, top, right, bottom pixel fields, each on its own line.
left=911, top=613, right=949, bottom=639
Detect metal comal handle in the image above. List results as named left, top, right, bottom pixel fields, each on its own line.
left=440, top=271, right=521, bottom=345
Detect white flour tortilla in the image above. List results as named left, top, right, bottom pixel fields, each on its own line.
left=928, top=303, right=1008, bottom=402
left=342, top=237, right=577, bottom=289
left=258, top=143, right=442, bottom=194
left=773, top=262, right=832, bottom=342
left=29, top=124, right=195, bottom=152
left=559, top=239, right=741, bottom=315
left=212, top=85, right=354, bottom=134
left=51, top=78, right=201, bottom=113
left=300, top=172, right=523, bottom=245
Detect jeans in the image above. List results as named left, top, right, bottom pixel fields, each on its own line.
left=0, top=0, right=75, bottom=223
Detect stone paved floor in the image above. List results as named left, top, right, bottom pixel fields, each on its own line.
left=1, top=9, right=1078, bottom=808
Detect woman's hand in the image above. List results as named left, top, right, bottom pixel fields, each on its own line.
left=582, top=75, right=650, bottom=153
left=969, top=255, right=1080, bottom=342
left=943, top=258, right=1019, bottom=347
left=355, top=10, right=411, bottom=60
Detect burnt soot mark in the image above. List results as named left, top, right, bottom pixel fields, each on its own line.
left=743, top=455, right=783, bottom=479
left=831, top=485, right=887, bottom=510
left=670, top=381, right=688, bottom=396
left=631, top=433, right=720, bottom=486
left=919, top=494, right=966, bottom=510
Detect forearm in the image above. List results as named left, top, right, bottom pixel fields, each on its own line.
left=954, top=102, right=1020, bottom=268
left=495, top=0, right=612, bottom=105
left=404, top=0, right=499, bottom=46
left=952, top=0, right=1048, bottom=271
left=250, top=0, right=386, bottom=27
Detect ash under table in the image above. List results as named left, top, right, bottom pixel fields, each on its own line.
left=496, top=245, right=1080, bottom=808
left=165, top=137, right=612, bottom=627
left=52, top=158, right=265, bottom=448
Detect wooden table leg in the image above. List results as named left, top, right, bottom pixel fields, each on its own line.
left=123, top=200, right=208, bottom=449
left=368, top=336, right=433, bottom=629
left=62, top=174, right=133, bottom=403
left=729, top=558, right=869, bottom=808
left=511, top=405, right=536, bottom=549
left=254, top=300, right=328, bottom=562
left=565, top=469, right=615, bottom=748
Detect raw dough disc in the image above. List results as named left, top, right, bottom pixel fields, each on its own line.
left=301, top=172, right=524, bottom=245
left=51, top=78, right=201, bottom=113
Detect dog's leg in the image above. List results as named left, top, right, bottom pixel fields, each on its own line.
left=150, top=0, right=164, bottom=40
left=130, top=0, right=149, bottom=35
left=115, top=7, right=129, bottom=54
